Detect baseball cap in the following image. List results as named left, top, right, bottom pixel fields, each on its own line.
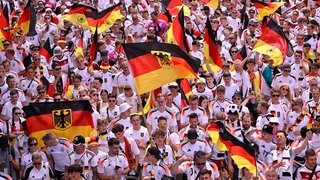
left=303, top=43, right=311, bottom=48
left=72, top=135, right=85, bottom=146
left=127, top=169, right=139, bottom=180
left=269, top=117, right=279, bottom=124
left=262, top=124, right=273, bottom=135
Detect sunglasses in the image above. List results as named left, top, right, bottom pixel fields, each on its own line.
left=38, top=91, right=46, bottom=94
left=283, top=69, right=291, bottom=72
left=270, top=122, right=279, bottom=126
left=282, top=88, right=289, bottom=91
left=55, top=68, right=61, bottom=70
left=93, top=94, right=99, bottom=96
left=196, top=162, right=206, bottom=166
left=272, top=94, right=280, bottom=97
left=124, top=88, right=131, bottom=91
left=3, top=44, right=9, bottom=46
left=34, top=58, right=41, bottom=61
left=29, top=143, right=38, bottom=147
left=276, top=134, right=286, bottom=139
left=108, top=100, right=116, bottom=102
left=15, top=112, right=21, bottom=115
left=231, top=51, right=238, bottom=53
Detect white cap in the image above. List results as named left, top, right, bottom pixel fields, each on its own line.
left=269, top=117, right=279, bottom=124
left=196, top=78, right=206, bottom=84
left=168, top=82, right=178, bottom=87
left=119, top=103, right=131, bottom=113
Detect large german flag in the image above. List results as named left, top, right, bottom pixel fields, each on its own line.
left=162, top=0, right=183, bottom=11
left=252, top=18, right=292, bottom=66
left=18, top=0, right=36, bottom=35
left=75, top=37, right=84, bottom=57
left=61, top=4, right=97, bottom=33
left=167, top=6, right=189, bottom=52
left=216, top=121, right=257, bottom=174
left=84, top=3, right=123, bottom=34
left=204, top=17, right=222, bottom=72
left=0, top=5, right=10, bottom=49
left=123, top=42, right=200, bottom=95
left=252, top=0, right=285, bottom=20
left=202, top=0, right=219, bottom=10
left=24, top=101, right=94, bottom=147
left=39, top=38, right=53, bottom=63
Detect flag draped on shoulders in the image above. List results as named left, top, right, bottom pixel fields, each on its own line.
left=252, top=0, right=285, bottom=20
left=167, top=6, right=189, bottom=52
left=18, top=0, right=36, bottom=35
left=204, top=17, right=222, bottom=72
left=24, top=101, right=94, bottom=147
left=252, top=18, right=293, bottom=66
left=123, top=42, right=200, bottom=95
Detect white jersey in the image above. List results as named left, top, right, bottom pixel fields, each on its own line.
left=142, top=160, right=172, bottom=180
left=74, top=67, right=93, bottom=86
left=124, top=126, right=150, bottom=164
left=179, top=161, right=220, bottom=180
left=210, top=99, right=231, bottom=116
left=147, top=107, right=177, bottom=132
left=177, top=139, right=211, bottom=157
left=23, top=162, right=54, bottom=180
left=112, top=72, right=136, bottom=94
left=99, top=106, right=120, bottom=120
left=192, top=87, right=214, bottom=101
left=285, top=111, right=310, bottom=140
left=268, top=103, right=289, bottom=130
left=180, top=106, right=208, bottom=125
left=117, top=93, right=138, bottom=113
left=97, top=154, right=129, bottom=180
left=271, top=74, right=299, bottom=94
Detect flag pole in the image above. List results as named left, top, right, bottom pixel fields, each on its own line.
left=136, top=92, right=152, bottom=136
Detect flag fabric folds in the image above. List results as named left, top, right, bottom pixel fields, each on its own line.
left=252, top=18, right=293, bottom=66
left=215, top=121, right=257, bottom=174
left=39, top=38, right=53, bottom=63
left=75, top=37, right=84, bottom=57
left=202, top=0, right=219, bottom=10
left=204, top=18, right=222, bottom=72
left=24, top=101, right=94, bottom=147
left=40, top=76, right=56, bottom=97
left=123, top=42, right=201, bottom=95
left=176, top=79, right=192, bottom=109
left=88, top=26, right=98, bottom=67
left=167, top=6, right=189, bottom=52
left=0, top=5, right=10, bottom=49
left=18, top=0, right=36, bottom=35
left=252, top=0, right=285, bottom=20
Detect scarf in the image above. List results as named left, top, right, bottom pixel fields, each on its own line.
left=124, top=137, right=135, bottom=169
left=32, top=63, right=44, bottom=78
left=248, top=70, right=256, bottom=81
left=287, top=110, right=307, bottom=132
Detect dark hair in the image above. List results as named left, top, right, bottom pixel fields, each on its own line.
left=94, top=77, right=103, bottom=84
left=189, top=113, right=198, bottom=119
left=67, top=164, right=83, bottom=174
left=199, top=169, right=211, bottom=177
left=100, top=89, right=108, bottom=95
left=112, top=124, right=124, bottom=134
left=194, top=150, right=206, bottom=160
left=108, top=137, right=120, bottom=146
left=12, top=106, right=21, bottom=115
left=107, top=93, right=116, bottom=99
left=10, top=89, right=19, bottom=96
left=157, top=116, right=167, bottom=123
left=28, top=137, right=38, bottom=145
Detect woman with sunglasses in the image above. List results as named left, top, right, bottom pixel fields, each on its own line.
left=279, top=83, right=292, bottom=106
left=6, top=107, right=25, bottom=140
left=19, top=137, right=48, bottom=179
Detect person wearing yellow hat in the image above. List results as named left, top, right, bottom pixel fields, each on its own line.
left=86, top=136, right=106, bottom=160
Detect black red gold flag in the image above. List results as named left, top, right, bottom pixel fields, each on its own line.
left=253, top=18, right=293, bottom=66
left=39, top=38, right=53, bottom=63
left=18, top=0, right=36, bottom=35
left=40, top=76, right=56, bottom=97
left=204, top=17, right=222, bottom=72
left=251, top=0, right=285, bottom=20
left=123, top=42, right=200, bottom=95
left=24, top=101, right=94, bottom=147
left=216, top=121, right=257, bottom=174
left=167, top=6, right=189, bottom=52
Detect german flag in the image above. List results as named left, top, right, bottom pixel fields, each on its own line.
left=24, top=101, right=94, bottom=147
left=18, top=0, right=36, bottom=35
left=39, top=38, right=53, bottom=63
left=202, top=0, right=219, bottom=10
left=167, top=6, right=189, bottom=52
left=162, top=0, right=183, bottom=10
left=204, top=17, right=222, bottom=72
left=84, top=3, right=123, bottom=34
left=40, top=76, right=56, bottom=97
left=123, top=42, right=201, bottom=95
left=75, top=37, right=84, bottom=57
left=177, top=79, right=192, bottom=109
left=61, top=4, right=97, bottom=33
left=252, top=18, right=293, bottom=66
left=138, top=92, right=153, bottom=115
left=216, top=121, right=257, bottom=174
left=252, top=0, right=285, bottom=20
left=0, top=5, right=10, bottom=49
left=88, top=26, right=98, bottom=67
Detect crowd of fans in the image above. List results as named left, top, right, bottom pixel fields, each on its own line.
left=2, top=0, right=320, bottom=179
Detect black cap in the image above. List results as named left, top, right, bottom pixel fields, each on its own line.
left=262, top=125, right=273, bottom=135
left=187, top=129, right=198, bottom=139
left=0, top=136, right=9, bottom=149
left=147, top=146, right=162, bottom=159
left=192, top=40, right=200, bottom=45
left=72, top=135, right=85, bottom=146
left=127, top=169, right=139, bottom=180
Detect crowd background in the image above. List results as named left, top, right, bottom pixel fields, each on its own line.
left=1, top=0, right=320, bottom=179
